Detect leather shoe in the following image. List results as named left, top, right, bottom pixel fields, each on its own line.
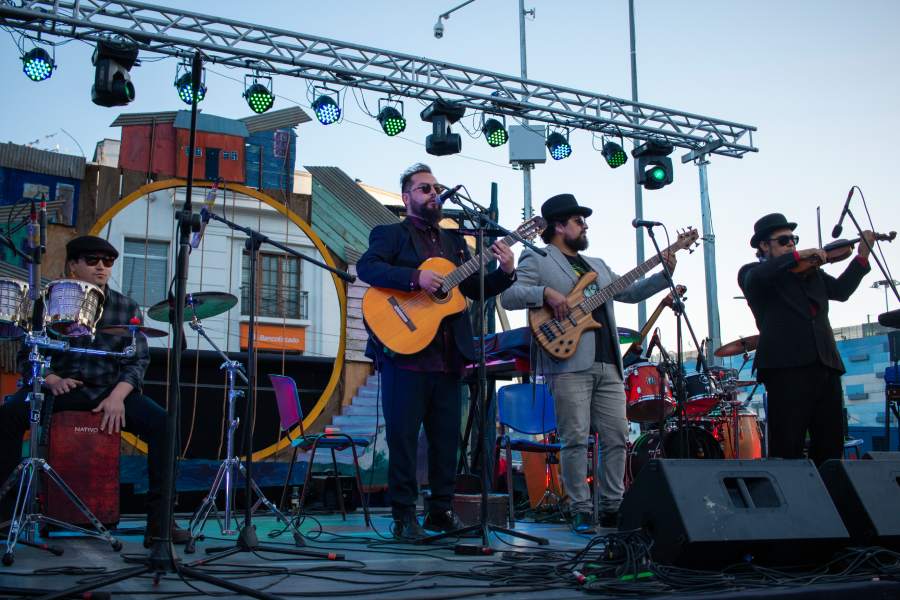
left=143, top=522, right=191, bottom=548
left=571, top=512, right=595, bottom=534
left=392, top=513, right=426, bottom=542
left=598, top=510, right=620, bottom=529
left=422, top=509, right=465, bottom=533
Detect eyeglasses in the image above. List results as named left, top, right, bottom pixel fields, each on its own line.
left=409, top=182, right=445, bottom=195
left=766, top=235, right=799, bottom=247
left=82, top=255, right=115, bottom=267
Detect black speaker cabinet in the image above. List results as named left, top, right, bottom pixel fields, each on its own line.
left=863, top=451, right=900, bottom=461
left=819, top=458, right=900, bottom=548
left=620, top=459, right=849, bottom=567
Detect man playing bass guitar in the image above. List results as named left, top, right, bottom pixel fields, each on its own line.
left=500, top=193, right=675, bottom=533
left=357, top=163, right=516, bottom=541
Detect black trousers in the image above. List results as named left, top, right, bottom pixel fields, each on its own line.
left=0, top=386, right=167, bottom=522
left=380, top=361, right=461, bottom=518
left=759, top=363, right=844, bottom=465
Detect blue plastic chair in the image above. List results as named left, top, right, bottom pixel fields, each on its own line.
left=270, top=374, right=371, bottom=526
left=494, top=383, right=599, bottom=527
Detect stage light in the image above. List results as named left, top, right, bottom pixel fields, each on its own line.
left=546, top=131, right=572, bottom=160
left=243, top=77, right=274, bottom=114
left=421, top=99, right=465, bottom=156
left=175, top=71, right=206, bottom=105
left=313, top=94, right=341, bottom=125
left=602, top=140, right=628, bottom=169
left=632, top=140, right=674, bottom=190
left=92, top=37, right=139, bottom=107
left=482, top=118, right=508, bottom=147
left=378, top=106, right=406, bottom=136
left=22, top=48, right=54, bottom=82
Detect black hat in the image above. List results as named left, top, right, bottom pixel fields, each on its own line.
left=750, top=213, right=797, bottom=248
left=66, top=236, right=119, bottom=261
left=541, top=193, right=592, bottom=221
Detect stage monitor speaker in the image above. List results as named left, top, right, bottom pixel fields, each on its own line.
left=620, top=459, right=849, bottom=567
left=819, top=458, right=900, bottom=548
left=863, top=451, right=900, bottom=461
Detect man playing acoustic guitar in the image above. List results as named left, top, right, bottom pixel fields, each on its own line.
left=357, top=163, right=516, bottom=541
left=501, top=194, right=675, bottom=533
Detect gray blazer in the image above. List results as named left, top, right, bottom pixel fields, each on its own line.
left=500, top=244, right=668, bottom=376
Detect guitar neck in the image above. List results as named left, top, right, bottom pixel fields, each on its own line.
left=625, top=299, right=667, bottom=355
left=580, top=252, right=664, bottom=314
left=442, top=231, right=520, bottom=290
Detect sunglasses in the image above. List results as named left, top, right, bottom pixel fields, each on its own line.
left=82, top=255, right=115, bottom=267
left=568, top=216, right=587, bottom=227
left=766, top=235, right=799, bottom=247
left=409, top=183, right=446, bottom=195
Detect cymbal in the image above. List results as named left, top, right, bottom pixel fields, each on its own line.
left=714, top=334, right=759, bottom=357
left=98, top=324, right=169, bottom=338
left=147, top=292, right=238, bottom=323
left=719, top=379, right=759, bottom=388
left=617, top=327, right=641, bottom=344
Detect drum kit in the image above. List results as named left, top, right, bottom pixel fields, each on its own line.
left=624, top=333, right=766, bottom=484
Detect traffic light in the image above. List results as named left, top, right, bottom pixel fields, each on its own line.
left=91, top=38, right=139, bottom=107
left=633, top=140, right=674, bottom=190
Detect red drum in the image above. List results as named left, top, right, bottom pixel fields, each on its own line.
left=717, top=411, right=763, bottom=459
left=683, top=372, right=720, bottom=417
left=627, top=426, right=723, bottom=484
left=624, top=361, right=674, bottom=423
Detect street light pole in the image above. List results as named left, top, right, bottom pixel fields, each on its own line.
left=873, top=279, right=900, bottom=313
left=518, top=0, right=535, bottom=218
left=629, top=0, right=646, bottom=332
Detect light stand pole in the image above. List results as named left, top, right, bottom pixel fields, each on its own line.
left=629, top=0, right=647, bottom=334
left=681, top=138, right=725, bottom=365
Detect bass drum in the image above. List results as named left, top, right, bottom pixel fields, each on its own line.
left=627, top=426, right=724, bottom=485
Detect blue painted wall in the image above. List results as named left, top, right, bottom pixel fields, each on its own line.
left=244, top=129, right=297, bottom=194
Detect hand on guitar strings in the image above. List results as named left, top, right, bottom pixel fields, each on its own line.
left=490, top=240, right=515, bottom=273
left=418, top=269, right=445, bottom=293
left=543, top=287, right=570, bottom=321
left=661, top=250, right=678, bottom=272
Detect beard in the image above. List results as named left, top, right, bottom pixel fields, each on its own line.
left=563, top=232, right=588, bottom=252
left=418, top=201, right=443, bottom=224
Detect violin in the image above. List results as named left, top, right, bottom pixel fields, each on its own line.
left=790, top=231, right=896, bottom=274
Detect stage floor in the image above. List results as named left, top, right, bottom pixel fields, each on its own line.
left=1, top=510, right=899, bottom=599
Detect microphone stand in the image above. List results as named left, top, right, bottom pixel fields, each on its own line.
left=418, top=189, right=548, bottom=550
left=645, top=225, right=710, bottom=458
left=196, top=208, right=352, bottom=563
left=843, top=208, right=900, bottom=306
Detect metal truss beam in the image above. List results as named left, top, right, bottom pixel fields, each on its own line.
left=1, top=0, right=757, bottom=157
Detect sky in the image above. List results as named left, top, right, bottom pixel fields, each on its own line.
left=2, top=0, right=899, bottom=353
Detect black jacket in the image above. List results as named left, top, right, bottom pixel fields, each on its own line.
left=357, top=219, right=515, bottom=363
left=738, top=253, right=870, bottom=374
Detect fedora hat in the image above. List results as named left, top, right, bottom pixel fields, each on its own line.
left=750, top=213, right=797, bottom=248
left=541, top=193, right=592, bottom=221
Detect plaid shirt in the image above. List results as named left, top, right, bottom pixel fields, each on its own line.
left=18, top=285, right=150, bottom=402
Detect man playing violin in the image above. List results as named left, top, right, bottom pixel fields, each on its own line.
left=0, top=235, right=187, bottom=547
left=738, top=213, right=875, bottom=465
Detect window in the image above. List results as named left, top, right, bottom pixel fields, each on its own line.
left=183, top=146, right=204, bottom=157
left=241, top=252, right=307, bottom=319
left=230, top=151, right=238, bottom=160
left=223, top=153, right=229, bottom=161
left=122, top=238, right=169, bottom=307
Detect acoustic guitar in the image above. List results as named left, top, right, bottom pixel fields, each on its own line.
left=363, top=216, right=546, bottom=355
left=529, top=227, right=699, bottom=360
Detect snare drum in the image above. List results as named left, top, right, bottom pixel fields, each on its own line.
left=0, top=278, right=33, bottom=339
left=44, top=279, right=105, bottom=337
left=684, top=371, right=720, bottom=417
left=624, top=361, right=674, bottom=423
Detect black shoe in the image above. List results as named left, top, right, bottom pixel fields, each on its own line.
left=571, top=512, right=595, bottom=534
left=422, top=510, right=465, bottom=533
left=392, top=513, right=426, bottom=542
left=144, top=522, right=191, bottom=548
left=598, top=510, right=620, bottom=529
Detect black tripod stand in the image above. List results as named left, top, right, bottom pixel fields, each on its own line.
left=418, top=188, right=548, bottom=550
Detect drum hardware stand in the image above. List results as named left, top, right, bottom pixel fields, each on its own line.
left=194, top=198, right=353, bottom=562
left=418, top=187, right=549, bottom=549
left=0, top=203, right=134, bottom=566
left=184, top=316, right=306, bottom=553
left=645, top=224, right=711, bottom=458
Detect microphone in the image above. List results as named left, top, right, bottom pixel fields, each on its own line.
left=190, top=182, right=221, bottom=249
left=696, top=339, right=705, bottom=373
left=831, top=187, right=854, bottom=238
left=436, top=184, right=462, bottom=204
left=632, top=218, right=662, bottom=228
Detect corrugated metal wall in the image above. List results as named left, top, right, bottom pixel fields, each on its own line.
left=244, top=129, right=296, bottom=195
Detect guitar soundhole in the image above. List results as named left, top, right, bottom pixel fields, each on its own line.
left=430, top=289, right=449, bottom=303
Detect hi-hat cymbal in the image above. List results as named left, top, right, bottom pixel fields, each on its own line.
left=147, top=292, right=238, bottom=323
left=714, top=334, right=759, bottom=357
left=98, top=324, right=169, bottom=338
left=617, top=327, right=641, bottom=344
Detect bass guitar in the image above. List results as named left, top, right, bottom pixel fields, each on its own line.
left=363, top=216, right=546, bottom=355
left=530, top=228, right=699, bottom=360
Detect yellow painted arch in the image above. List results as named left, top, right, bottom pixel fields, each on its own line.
left=91, top=179, right=346, bottom=462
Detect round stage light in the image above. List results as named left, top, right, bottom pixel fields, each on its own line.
left=602, top=141, right=628, bottom=168
left=377, top=106, right=406, bottom=136
left=22, top=48, right=54, bottom=82
left=313, top=95, right=341, bottom=125
left=244, top=83, right=274, bottom=114
left=175, top=72, right=206, bottom=105
left=546, top=132, right=572, bottom=160
left=482, top=118, right=508, bottom=147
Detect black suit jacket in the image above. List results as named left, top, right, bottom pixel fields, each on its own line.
left=737, top=253, right=870, bottom=374
left=357, top=219, right=515, bottom=363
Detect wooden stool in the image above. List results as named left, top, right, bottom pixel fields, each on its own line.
left=44, top=411, right=120, bottom=528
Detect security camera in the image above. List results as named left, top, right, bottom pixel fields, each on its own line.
left=433, top=19, right=444, bottom=39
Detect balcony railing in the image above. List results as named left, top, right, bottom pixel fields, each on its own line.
left=241, top=286, right=308, bottom=320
